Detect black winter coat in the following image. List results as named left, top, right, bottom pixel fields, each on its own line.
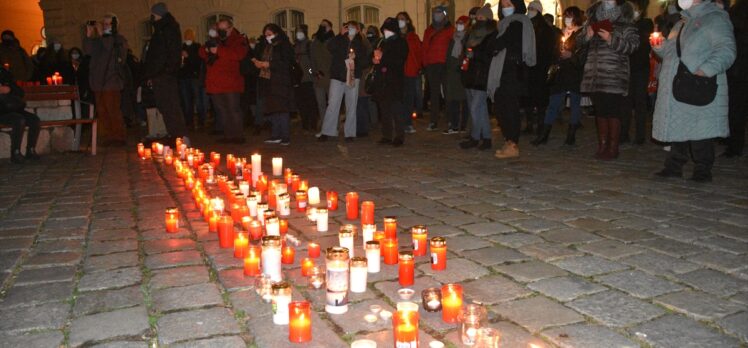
left=728, top=3, right=748, bottom=82
left=629, top=18, right=653, bottom=76
left=372, top=35, right=408, bottom=102
left=488, top=21, right=528, bottom=96
left=143, top=13, right=182, bottom=79
left=327, top=34, right=369, bottom=82
left=179, top=42, right=202, bottom=80
left=549, top=29, right=584, bottom=94
left=256, top=37, right=295, bottom=115
left=462, top=21, right=498, bottom=91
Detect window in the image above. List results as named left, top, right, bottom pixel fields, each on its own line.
left=273, top=9, right=305, bottom=36
left=346, top=5, right=380, bottom=28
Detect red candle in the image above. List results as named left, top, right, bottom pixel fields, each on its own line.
left=298, top=180, right=309, bottom=192
left=291, top=175, right=301, bottom=192
left=326, top=191, right=338, bottom=210
left=165, top=207, right=179, bottom=233
left=208, top=212, right=219, bottom=233
left=384, top=217, right=398, bottom=240
left=288, top=301, right=312, bottom=343
left=382, top=238, right=398, bottom=265
left=373, top=231, right=385, bottom=242
left=279, top=219, right=288, bottom=235
left=248, top=220, right=263, bottom=240
left=217, top=215, right=235, bottom=248
left=650, top=31, right=663, bottom=47
left=296, top=190, right=308, bottom=212
left=430, top=237, right=447, bottom=271
left=301, top=257, right=315, bottom=276
left=282, top=246, right=295, bottom=264
left=399, top=251, right=415, bottom=286
left=244, top=246, right=261, bottom=276
left=137, top=143, right=145, bottom=157
left=345, top=192, right=359, bottom=220
left=411, top=225, right=428, bottom=257
left=46, top=76, right=53, bottom=85
left=211, top=152, right=221, bottom=167
left=164, top=154, right=173, bottom=165
left=307, top=242, right=320, bottom=258
left=441, top=283, right=463, bottom=323
left=234, top=233, right=249, bottom=258
left=241, top=216, right=252, bottom=231
left=360, top=201, right=375, bottom=225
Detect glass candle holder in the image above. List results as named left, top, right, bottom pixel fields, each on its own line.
left=306, top=207, right=318, bottom=222
left=393, top=304, right=419, bottom=348
left=326, top=191, right=338, bottom=210
left=411, top=225, right=428, bottom=257
left=316, top=208, right=329, bottom=232
left=308, top=266, right=325, bottom=289
left=459, top=303, right=488, bottom=345
left=473, top=327, right=501, bottom=348
left=350, top=257, right=368, bottom=293
left=384, top=217, right=398, bottom=239
left=382, top=238, right=398, bottom=265
left=345, top=192, right=359, bottom=220
left=256, top=275, right=273, bottom=302
left=360, top=201, right=375, bottom=225
left=165, top=207, right=179, bottom=233
left=301, top=257, right=315, bottom=276
left=307, top=242, right=321, bottom=258
left=217, top=214, right=235, bottom=249
left=308, top=187, right=321, bottom=206
left=278, top=192, right=291, bottom=216
left=362, top=224, right=376, bottom=247
left=261, top=236, right=283, bottom=282
left=398, top=251, right=415, bottom=287
left=295, top=190, right=308, bottom=212
left=422, top=288, right=442, bottom=312
left=282, top=245, right=295, bottom=264
left=288, top=301, right=312, bottom=343
left=248, top=219, right=263, bottom=241
left=272, top=281, right=292, bottom=325
left=339, top=225, right=356, bottom=257
left=243, top=246, right=261, bottom=276
left=441, top=283, right=463, bottom=324
left=325, top=247, right=350, bottom=314
left=272, top=157, right=283, bottom=176
left=266, top=216, right=280, bottom=236
left=430, top=237, right=447, bottom=271
left=234, top=233, right=249, bottom=258
left=365, top=241, right=381, bottom=273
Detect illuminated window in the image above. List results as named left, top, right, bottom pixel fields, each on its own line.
left=346, top=5, right=380, bottom=27
left=273, top=9, right=305, bottom=36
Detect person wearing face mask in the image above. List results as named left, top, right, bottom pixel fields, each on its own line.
left=489, top=0, right=537, bottom=159
left=532, top=6, right=585, bottom=146
left=84, top=13, right=129, bottom=146
left=142, top=2, right=190, bottom=145
left=651, top=0, right=736, bottom=182
left=293, top=24, right=320, bottom=131
left=67, top=47, right=92, bottom=105
left=371, top=17, right=409, bottom=146
left=396, top=11, right=423, bottom=134
left=423, top=6, right=455, bottom=132
left=0, top=30, right=33, bottom=82
left=460, top=5, right=499, bottom=150
left=178, top=29, right=207, bottom=130
left=723, top=0, right=747, bottom=158
left=356, top=25, right=380, bottom=137
left=525, top=0, right=556, bottom=136
left=38, top=39, right=69, bottom=85
left=620, top=0, right=654, bottom=145
left=199, top=18, right=249, bottom=143
left=316, top=21, right=368, bottom=142
left=443, top=15, right=470, bottom=136
left=310, top=20, right=335, bottom=123
left=252, top=24, right=295, bottom=145
left=576, top=0, right=639, bottom=160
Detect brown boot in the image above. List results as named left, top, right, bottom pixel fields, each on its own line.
left=603, top=118, right=621, bottom=160
left=595, top=117, right=609, bottom=159
left=495, top=141, right=520, bottom=159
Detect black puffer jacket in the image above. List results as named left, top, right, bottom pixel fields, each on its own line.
left=143, top=13, right=182, bottom=79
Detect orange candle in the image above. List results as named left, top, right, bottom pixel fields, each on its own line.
left=290, top=175, right=301, bottom=192
left=384, top=217, right=398, bottom=240
left=411, top=225, right=428, bottom=257
left=288, top=301, right=312, bottom=343
left=382, top=238, right=398, bottom=265
left=165, top=207, right=179, bottom=233
left=394, top=306, right=419, bottom=347
left=360, top=201, right=375, bottom=225
left=430, top=237, right=447, bottom=271
left=209, top=212, right=219, bottom=233
left=345, top=192, right=359, bottom=220
left=217, top=214, right=235, bottom=248
left=137, top=143, right=145, bottom=157
left=248, top=220, right=263, bottom=240
left=244, top=246, right=261, bottom=276
left=296, top=190, right=308, bottom=212
left=282, top=246, right=295, bottom=264
left=373, top=231, right=385, bottom=242
left=326, top=191, right=338, bottom=210
left=441, top=283, right=463, bottom=323
left=301, top=257, right=315, bottom=276
left=241, top=216, right=252, bottom=231
left=234, top=233, right=249, bottom=258
left=211, top=152, right=221, bottom=167
left=46, top=76, right=53, bottom=85
left=256, top=175, right=268, bottom=192
left=398, top=251, right=415, bottom=286
left=298, top=180, right=309, bottom=192
left=307, top=242, right=320, bottom=258
left=280, top=219, right=288, bottom=235
left=164, top=154, right=173, bottom=165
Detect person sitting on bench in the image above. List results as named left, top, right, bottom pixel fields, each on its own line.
left=0, top=66, right=40, bottom=163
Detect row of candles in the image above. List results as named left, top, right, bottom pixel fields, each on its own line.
left=147, top=139, right=498, bottom=347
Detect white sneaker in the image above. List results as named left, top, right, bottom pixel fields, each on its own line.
left=405, top=126, right=417, bottom=134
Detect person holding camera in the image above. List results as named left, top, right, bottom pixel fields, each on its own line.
left=84, top=13, right=129, bottom=146
left=142, top=3, right=189, bottom=144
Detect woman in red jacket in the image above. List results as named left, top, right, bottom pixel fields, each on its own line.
left=422, top=6, right=455, bottom=132
left=397, top=12, right=422, bottom=134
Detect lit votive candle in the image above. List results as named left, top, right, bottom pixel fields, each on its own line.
left=362, top=224, right=376, bottom=247
left=339, top=225, right=356, bottom=257
left=441, top=283, right=463, bottom=323
left=326, top=191, right=338, bottom=210
left=288, top=301, right=312, bottom=343
left=345, top=192, right=359, bottom=220
left=272, top=157, right=283, bottom=176
left=365, top=241, right=380, bottom=273
left=282, top=245, right=295, bottom=264
left=218, top=214, right=235, bottom=249
left=422, top=288, right=442, bottom=312
left=209, top=212, right=219, bottom=233
left=301, top=257, right=315, bottom=276
left=384, top=217, right=397, bottom=240
left=165, top=207, right=179, bottom=233
left=278, top=193, right=291, bottom=216
left=248, top=219, right=263, bottom=240
left=307, top=242, right=321, bottom=258
left=316, top=208, right=328, bottom=232
left=430, top=237, right=447, bottom=271
left=398, top=251, right=415, bottom=286
left=246, top=196, right=258, bottom=217
left=234, top=233, right=249, bottom=258
left=361, top=201, right=375, bottom=225
left=251, top=153, right=261, bottom=183
left=266, top=216, right=280, bottom=236
left=279, top=219, right=288, bottom=235
left=243, top=246, right=261, bottom=276
left=350, top=257, right=368, bottom=293
left=308, top=187, right=321, bottom=206
left=382, top=238, right=398, bottom=265
left=296, top=190, right=308, bottom=212
left=411, top=225, right=428, bottom=257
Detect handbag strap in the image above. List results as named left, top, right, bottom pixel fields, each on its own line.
left=676, top=22, right=685, bottom=59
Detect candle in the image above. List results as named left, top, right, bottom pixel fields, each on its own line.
left=282, top=245, right=295, bottom=264
left=306, top=207, right=318, bottom=222
left=296, top=190, right=308, bottom=212
left=266, top=216, right=280, bottom=236
left=373, top=231, right=385, bottom=242
left=650, top=31, right=663, bottom=47
left=278, top=193, right=291, bottom=216
left=257, top=202, right=268, bottom=225
left=298, top=180, right=309, bottom=192
left=164, top=154, right=173, bottom=165
left=441, top=283, right=463, bottom=323
left=351, top=340, right=377, bottom=348
left=475, top=328, right=501, bottom=348
left=398, top=251, right=415, bottom=286
left=361, top=201, right=375, bottom=225
left=272, top=157, right=283, bottom=176
left=411, top=225, right=428, bottom=257
left=165, top=207, right=179, bottom=233
left=459, top=303, right=488, bottom=345
left=394, top=305, right=419, bottom=348
left=262, top=236, right=283, bottom=282
left=362, top=224, right=376, bottom=247
left=365, top=241, right=380, bottom=273
left=211, top=152, right=221, bottom=167
left=384, top=217, right=397, bottom=240
left=430, top=237, right=447, bottom=271
left=241, top=216, right=252, bottom=231
left=307, top=242, right=320, bottom=258
left=209, top=212, right=219, bottom=233
left=246, top=196, right=258, bottom=217
left=301, top=257, right=315, bottom=276
left=256, top=174, right=268, bottom=192
left=422, top=288, right=442, bottom=312
left=243, top=246, right=261, bottom=276
left=339, top=225, right=356, bottom=257
left=326, top=191, right=338, bottom=210
left=248, top=219, right=263, bottom=240
left=350, top=257, right=368, bottom=293
left=251, top=153, right=262, bottom=184
left=308, top=187, right=321, bottom=206
left=280, top=219, right=288, bottom=235
left=46, top=76, right=53, bottom=85
left=290, top=175, right=301, bottom=192
left=218, top=215, right=235, bottom=248
left=211, top=197, right=225, bottom=214
left=239, top=181, right=250, bottom=196
left=325, top=247, right=350, bottom=314
left=382, top=238, right=398, bottom=265
left=234, top=233, right=249, bottom=258
left=155, top=142, right=164, bottom=155
left=345, top=192, right=359, bottom=220
left=308, top=266, right=324, bottom=289
left=137, top=143, right=145, bottom=157
left=288, top=301, right=312, bottom=343
left=272, top=281, right=292, bottom=325
left=316, top=208, right=328, bottom=232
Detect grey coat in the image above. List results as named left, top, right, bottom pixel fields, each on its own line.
left=84, top=34, right=128, bottom=92
left=577, top=1, right=639, bottom=96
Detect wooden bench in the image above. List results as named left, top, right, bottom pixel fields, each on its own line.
left=0, top=85, right=97, bottom=155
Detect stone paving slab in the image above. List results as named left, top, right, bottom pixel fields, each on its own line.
left=157, top=307, right=241, bottom=345
left=0, top=281, right=74, bottom=308
left=568, top=290, right=666, bottom=328
left=145, top=250, right=204, bottom=270
left=716, top=311, right=748, bottom=343
left=13, top=265, right=77, bottom=285
left=596, top=270, right=684, bottom=299
left=0, top=331, right=65, bottom=347
left=492, top=296, right=585, bottom=333
left=73, top=286, right=144, bottom=317
left=654, top=290, right=745, bottom=321
left=68, top=306, right=150, bottom=347
left=152, top=283, right=224, bottom=313
left=149, top=266, right=211, bottom=290
left=78, top=267, right=142, bottom=292
left=0, top=302, right=69, bottom=333
left=541, top=323, right=640, bottom=348
left=494, top=260, right=569, bottom=282
left=552, top=255, right=629, bottom=277
left=529, top=276, right=607, bottom=302
left=461, top=274, right=533, bottom=304
left=629, top=314, right=742, bottom=348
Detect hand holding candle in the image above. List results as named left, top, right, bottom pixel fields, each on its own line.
left=650, top=31, right=663, bottom=48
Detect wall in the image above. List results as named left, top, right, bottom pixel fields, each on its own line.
left=0, top=0, right=46, bottom=52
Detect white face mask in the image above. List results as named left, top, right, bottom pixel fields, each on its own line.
left=296, top=32, right=305, bottom=40
left=502, top=7, right=515, bottom=17
left=266, top=35, right=275, bottom=43
left=633, top=10, right=641, bottom=19
left=348, top=27, right=357, bottom=37
left=71, top=53, right=80, bottom=60
left=456, top=24, right=465, bottom=32
left=678, top=0, right=694, bottom=10
left=603, top=0, right=617, bottom=10
left=184, top=40, right=193, bottom=45
left=528, top=9, right=538, bottom=18
left=398, top=20, right=407, bottom=29
left=249, top=43, right=256, bottom=49
left=53, top=43, right=62, bottom=51
left=564, top=17, right=573, bottom=27
left=208, top=29, right=218, bottom=38
left=383, top=30, right=395, bottom=39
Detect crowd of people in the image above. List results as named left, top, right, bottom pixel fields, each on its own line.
left=0, top=1, right=745, bottom=181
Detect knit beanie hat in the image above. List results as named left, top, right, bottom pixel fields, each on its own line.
left=151, top=2, right=169, bottom=17
left=476, top=4, right=494, bottom=20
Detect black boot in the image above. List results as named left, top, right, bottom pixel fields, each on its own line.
left=460, top=138, right=479, bottom=149
left=10, top=149, right=24, bottom=164
left=25, top=148, right=40, bottom=160
left=564, top=124, right=579, bottom=146
left=478, top=138, right=492, bottom=150
left=531, top=125, right=552, bottom=146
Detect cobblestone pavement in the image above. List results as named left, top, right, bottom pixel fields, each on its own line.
left=1, top=121, right=747, bottom=347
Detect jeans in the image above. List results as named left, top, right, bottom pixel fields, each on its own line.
left=402, top=76, right=420, bottom=126
left=466, top=89, right=491, bottom=141
left=152, top=75, right=188, bottom=138
left=447, top=100, right=470, bottom=130
left=356, top=96, right=371, bottom=136
left=211, top=92, right=244, bottom=140
left=320, top=79, right=359, bottom=138
left=178, top=78, right=207, bottom=127
left=269, top=112, right=290, bottom=142
left=380, top=99, right=406, bottom=141
left=425, top=64, right=446, bottom=125
left=544, top=92, right=582, bottom=126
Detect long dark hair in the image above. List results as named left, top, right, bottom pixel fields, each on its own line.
left=262, top=23, right=288, bottom=42
left=396, top=12, right=416, bottom=33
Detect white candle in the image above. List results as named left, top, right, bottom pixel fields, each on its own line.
left=308, top=187, right=321, bottom=206
left=351, top=339, right=377, bottom=348
left=307, top=207, right=318, bottom=222
left=251, top=153, right=262, bottom=184
left=246, top=196, right=258, bottom=217
left=210, top=198, right=224, bottom=214
left=365, top=241, right=380, bottom=273
left=272, top=157, right=283, bottom=176
left=239, top=181, right=250, bottom=196
left=339, top=225, right=356, bottom=257
left=272, top=285, right=291, bottom=325
left=350, top=257, right=368, bottom=293
left=316, top=208, right=328, bottom=232
left=257, top=203, right=268, bottom=225
left=362, top=224, right=376, bottom=247
left=278, top=193, right=291, bottom=216
left=266, top=217, right=280, bottom=236
left=262, top=240, right=282, bottom=282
